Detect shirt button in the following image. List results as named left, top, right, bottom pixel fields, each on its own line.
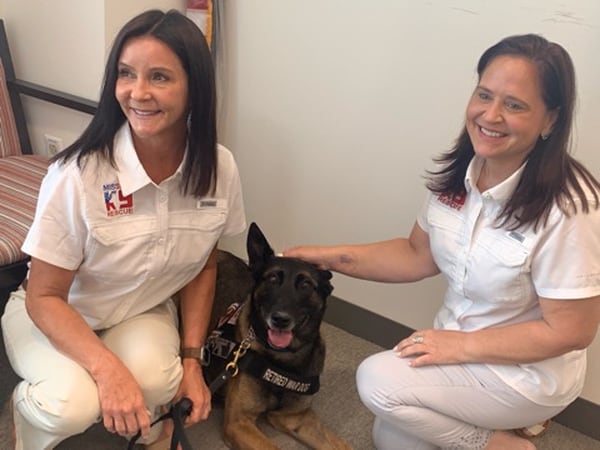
left=158, top=238, right=165, bottom=245
left=159, top=195, right=167, bottom=202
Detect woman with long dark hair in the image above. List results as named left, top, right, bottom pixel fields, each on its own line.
left=2, top=10, right=245, bottom=449
left=285, top=34, right=599, bottom=449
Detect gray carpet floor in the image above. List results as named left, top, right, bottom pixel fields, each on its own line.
left=1, top=322, right=599, bottom=449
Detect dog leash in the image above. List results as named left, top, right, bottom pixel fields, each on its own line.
left=207, top=327, right=255, bottom=392
left=125, top=331, right=255, bottom=450
left=127, top=397, right=193, bottom=450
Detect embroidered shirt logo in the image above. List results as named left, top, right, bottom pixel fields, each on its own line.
left=437, top=192, right=466, bottom=211
left=103, top=183, right=133, bottom=216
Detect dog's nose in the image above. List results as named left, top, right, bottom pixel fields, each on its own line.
left=270, top=311, right=292, bottom=329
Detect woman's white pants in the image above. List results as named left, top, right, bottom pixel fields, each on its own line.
left=2, top=289, right=183, bottom=450
left=356, top=350, right=565, bottom=449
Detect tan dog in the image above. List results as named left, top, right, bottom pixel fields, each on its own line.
left=206, top=223, right=352, bottom=450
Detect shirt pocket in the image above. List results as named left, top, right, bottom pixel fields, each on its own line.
left=466, top=230, right=530, bottom=303
left=427, top=206, right=465, bottom=284
left=86, top=217, right=156, bottom=280
left=167, top=208, right=227, bottom=270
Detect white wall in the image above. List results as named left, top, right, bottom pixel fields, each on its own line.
left=1, top=0, right=184, bottom=155
left=217, top=1, right=600, bottom=403
left=1, top=0, right=105, bottom=152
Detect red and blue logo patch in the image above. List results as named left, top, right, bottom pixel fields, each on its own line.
left=103, top=183, right=133, bottom=216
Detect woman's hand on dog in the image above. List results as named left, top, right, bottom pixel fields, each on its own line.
left=283, top=246, right=332, bottom=270
left=176, top=358, right=212, bottom=423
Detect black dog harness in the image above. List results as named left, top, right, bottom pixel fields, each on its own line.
left=206, top=302, right=321, bottom=395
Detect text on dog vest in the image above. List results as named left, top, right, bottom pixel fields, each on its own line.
left=262, top=368, right=311, bottom=393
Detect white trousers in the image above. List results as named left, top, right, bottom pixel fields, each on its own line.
left=2, top=289, right=183, bottom=450
left=356, top=350, right=566, bottom=450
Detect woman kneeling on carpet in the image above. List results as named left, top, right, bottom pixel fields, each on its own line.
left=285, top=34, right=600, bottom=450
left=1, top=9, right=246, bottom=449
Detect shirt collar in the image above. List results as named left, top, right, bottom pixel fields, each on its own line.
left=113, top=124, right=186, bottom=196
left=464, top=156, right=527, bottom=203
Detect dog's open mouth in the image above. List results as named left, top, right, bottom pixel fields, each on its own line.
left=267, top=329, right=294, bottom=349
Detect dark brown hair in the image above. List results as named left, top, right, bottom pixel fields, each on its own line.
left=55, top=9, right=217, bottom=197
left=426, top=34, right=599, bottom=230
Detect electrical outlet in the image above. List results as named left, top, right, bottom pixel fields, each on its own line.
left=44, top=134, right=63, bottom=156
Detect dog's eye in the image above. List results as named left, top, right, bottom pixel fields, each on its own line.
left=297, top=278, right=315, bottom=291
left=266, top=272, right=280, bottom=284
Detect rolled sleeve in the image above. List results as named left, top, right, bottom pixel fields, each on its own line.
left=22, top=162, right=85, bottom=270
left=532, top=203, right=600, bottom=299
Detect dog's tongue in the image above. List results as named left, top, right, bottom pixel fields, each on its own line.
left=267, top=329, right=293, bottom=349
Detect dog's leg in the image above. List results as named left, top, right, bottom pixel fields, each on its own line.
left=224, top=413, right=280, bottom=450
left=267, top=407, right=352, bottom=450
left=223, top=378, right=280, bottom=450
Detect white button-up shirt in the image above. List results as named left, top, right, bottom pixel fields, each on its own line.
left=23, top=125, right=246, bottom=329
left=418, top=156, right=600, bottom=406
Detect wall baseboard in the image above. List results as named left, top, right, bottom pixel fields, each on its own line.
left=553, top=397, right=600, bottom=441
left=324, top=295, right=599, bottom=441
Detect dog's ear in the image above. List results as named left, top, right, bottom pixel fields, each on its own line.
left=247, top=222, right=275, bottom=276
left=317, top=269, right=334, bottom=298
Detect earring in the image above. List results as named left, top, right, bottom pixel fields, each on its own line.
left=541, top=133, right=549, bottom=141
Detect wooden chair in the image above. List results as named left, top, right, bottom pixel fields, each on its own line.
left=0, top=19, right=97, bottom=304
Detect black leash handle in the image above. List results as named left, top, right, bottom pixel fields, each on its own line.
left=170, top=398, right=193, bottom=450
left=125, top=335, right=251, bottom=449
left=127, top=397, right=193, bottom=450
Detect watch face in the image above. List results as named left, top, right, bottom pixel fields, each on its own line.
left=200, top=346, right=210, bottom=366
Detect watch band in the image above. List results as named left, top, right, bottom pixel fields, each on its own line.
left=180, top=347, right=208, bottom=365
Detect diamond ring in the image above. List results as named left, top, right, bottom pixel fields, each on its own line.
left=412, top=335, right=424, bottom=344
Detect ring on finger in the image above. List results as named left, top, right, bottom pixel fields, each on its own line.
left=412, top=335, right=424, bottom=344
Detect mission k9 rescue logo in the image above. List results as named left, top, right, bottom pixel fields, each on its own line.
left=103, top=183, right=133, bottom=216
left=437, top=191, right=466, bottom=211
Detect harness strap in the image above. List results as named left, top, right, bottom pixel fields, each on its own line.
left=241, top=349, right=321, bottom=395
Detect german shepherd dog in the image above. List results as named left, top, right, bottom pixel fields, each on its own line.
left=206, top=223, right=352, bottom=450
